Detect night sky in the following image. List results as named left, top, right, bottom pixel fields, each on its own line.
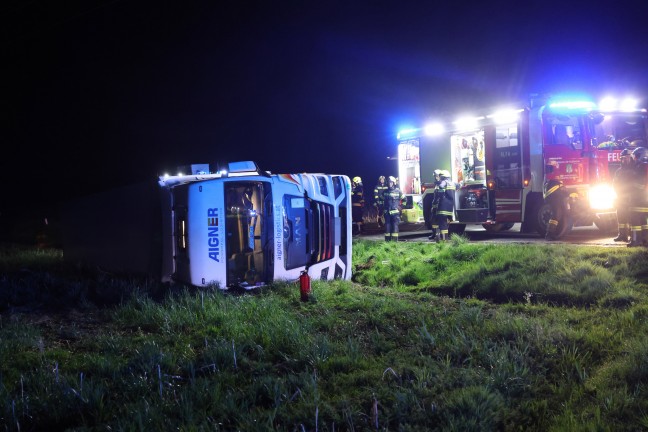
left=4, top=0, right=648, bottom=216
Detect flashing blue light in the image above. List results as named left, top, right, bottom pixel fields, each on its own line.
left=548, top=100, right=596, bottom=111
left=397, top=128, right=419, bottom=140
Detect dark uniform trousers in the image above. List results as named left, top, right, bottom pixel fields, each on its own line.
left=384, top=187, right=402, bottom=241
left=629, top=163, right=648, bottom=246
left=433, top=180, right=455, bottom=241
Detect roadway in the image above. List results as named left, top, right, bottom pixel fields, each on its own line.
left=357, top=222, right=627, bottom=247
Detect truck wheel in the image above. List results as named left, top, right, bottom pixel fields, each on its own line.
left=482, top=222, right=515, bottom=232
left=535, top=203, right=573, bottom=238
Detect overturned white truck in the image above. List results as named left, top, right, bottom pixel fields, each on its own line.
left=60, top=161, right=353, bottom=289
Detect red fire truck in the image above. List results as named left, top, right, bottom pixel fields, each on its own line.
left=396, top=94, right=648, bottom=237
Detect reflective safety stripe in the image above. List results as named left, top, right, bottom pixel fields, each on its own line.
left=389, top=209, right=399, bottom=214
left=544, top=184, right=560, bottom=199
left=548, top=219, right=559, bottom=226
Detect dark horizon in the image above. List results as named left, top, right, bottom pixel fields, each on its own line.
left=4, top=0, right=648, bottom=215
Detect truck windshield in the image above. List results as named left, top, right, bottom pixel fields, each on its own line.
left=593, top=113, right=648, bottom=149
left=224, top=181, right=272, bottom=287
left=544, top=115, right=583, bottom=150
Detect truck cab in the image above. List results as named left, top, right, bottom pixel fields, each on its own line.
left=159, top=162, right=352, bottom=288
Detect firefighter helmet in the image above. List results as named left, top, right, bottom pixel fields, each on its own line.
left=388, top=176, right=397, bottom=184
left=433, top=169, right=442, bottom=177
left=439, top=170, right=451, bottom=178
left=352, top=176, right=362, bottom=184
left=620, top=148, right=632, bottom=157
left=378, top=175, right=385, bottom=182
left=632, top=147, right=647, bottom=162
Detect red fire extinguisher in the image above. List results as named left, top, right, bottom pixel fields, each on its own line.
left=299, top=270, right=311, bottom=302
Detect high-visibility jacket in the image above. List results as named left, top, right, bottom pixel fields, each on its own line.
left=614, top=163, right=636, bottom=203
left=352, top=183, right=365, bottom=208
left=384, top=186, right=403, bottom=215
left=434, top=179, right=455, bottom=217
left=374, top=183, right=388, bottom=206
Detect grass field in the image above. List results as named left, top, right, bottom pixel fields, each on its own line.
left=1, top=238, right=648, bottom=431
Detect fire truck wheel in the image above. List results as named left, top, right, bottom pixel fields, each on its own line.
left=535, top=203, right=573, bottom=238
left=482, top=222, right=515, bottom=232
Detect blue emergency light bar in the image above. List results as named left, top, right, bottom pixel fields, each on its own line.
left=397, top=93, right=644, bottom=140
left=396, top=128, right=419, bottom=140
left=547, top=100, right=597, bottom=111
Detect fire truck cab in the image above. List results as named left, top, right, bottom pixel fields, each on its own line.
left=397, top=95, right=648, bottom=238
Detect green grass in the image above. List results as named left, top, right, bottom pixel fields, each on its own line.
left=1, top=240, right=648, bottom=430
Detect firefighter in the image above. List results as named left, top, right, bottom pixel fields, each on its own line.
left=428, top=169, right=441, bottom=241
left=351, top=176, right=365, bottom=235
left=543, top=178, right=569, bottom=240
left=433, top=170, right=455, bottom=242
left=384, top=176, right=403, bottom=241
left=612, top=148, right=634, bottom=242
left=628, top=147, right=648, bottom=247
left=373, top=175, right=388, bottom=228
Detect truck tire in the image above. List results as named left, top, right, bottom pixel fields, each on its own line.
left=535, top=202, right=573, bottom=238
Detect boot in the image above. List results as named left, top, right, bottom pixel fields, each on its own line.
left=437, top=233, right=447, bottom=243
left=628, top=231, right=642, bottom=248
left=613, top=227, right=628, bottom=242
left=545, top=219, right=558, bottom=240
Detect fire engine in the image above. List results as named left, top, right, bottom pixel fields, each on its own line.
left=396, top=94, right=648, bottom=237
